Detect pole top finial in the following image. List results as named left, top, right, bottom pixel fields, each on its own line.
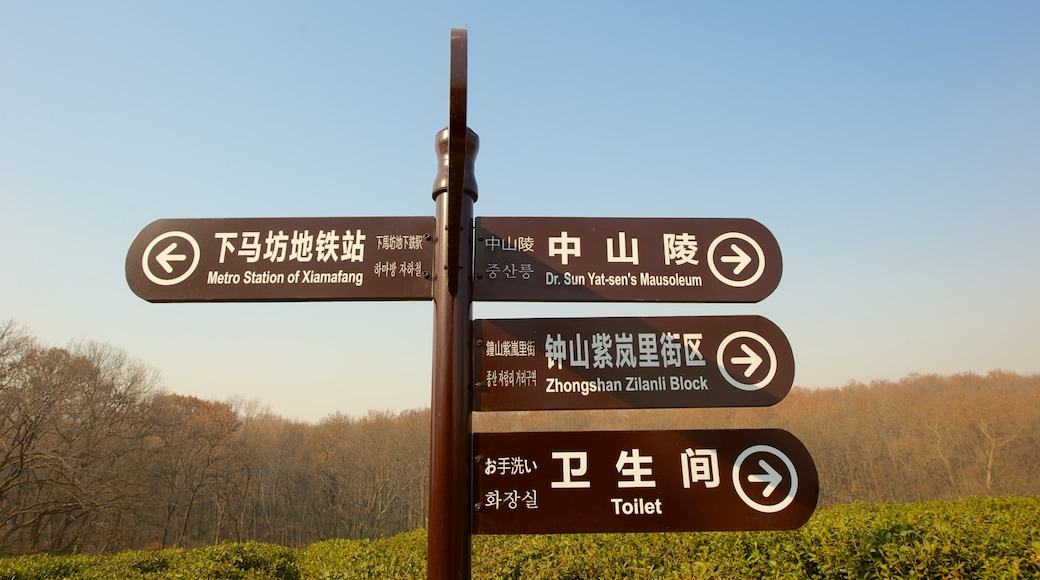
left=432, top=127, right=479, bottom=200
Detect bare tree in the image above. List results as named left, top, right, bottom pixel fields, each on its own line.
left=0, top=326, right=162, bottom=553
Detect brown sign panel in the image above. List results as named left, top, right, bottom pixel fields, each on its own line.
left=474, top=316, right=793, bottom=411
left=126, top=217, right=435, bottom=302
left=473, top=217, right=781, bottom=302
left=473, top=429, right=818, bottom=534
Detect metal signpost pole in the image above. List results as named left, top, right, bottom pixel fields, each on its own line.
left=124, top=25, right=817, bottom=575
left=428, top=28, right=476, bottom=580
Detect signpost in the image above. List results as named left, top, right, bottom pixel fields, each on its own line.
left=124, top=29, right=817, bottom=579
left=126, top=217, right=435, bottom=302
left=473, top=217, right=781, bottom=302
left=474, top=315, right=794, bottom=411
left=473, top=429, right=817, bottom=534
left=427, top=28, right=475, bottom=580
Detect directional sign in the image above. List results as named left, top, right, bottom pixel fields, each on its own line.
left=473, top=217, right=782, bottom=302
left=473, top=429, right=817, bottom=534
left=126, top=217, right=435, bottom=302
left=474, top=315, right=793, bottom=411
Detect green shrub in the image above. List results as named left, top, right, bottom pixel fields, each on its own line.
left=297, top=529, right=427, bottom=579
left=0, top=496, right=1037, bottom=579
left=0, top=553, right=89, bottom=580
left=186, top=542, right=300, bottom=579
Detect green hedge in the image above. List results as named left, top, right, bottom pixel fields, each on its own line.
left=2, top=496, right=1038, bottom=579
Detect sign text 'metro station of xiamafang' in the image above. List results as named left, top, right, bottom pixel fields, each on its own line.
left=126, top=216, right=436, bottom=302
left=125, top=29, right=817, bottom=580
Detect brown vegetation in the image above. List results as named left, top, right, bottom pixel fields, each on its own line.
left=2, top=319, right=1038, bottom=555
left=476, top=370, right=1040, bottom=508
left=0, top=320, right=428, bottom=554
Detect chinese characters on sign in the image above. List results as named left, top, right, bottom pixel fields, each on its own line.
left=473, top=429, right=818, bottom=535
left=126, top=217, right=435, bottom=302
left=474, top=316, right=793, bottom=411
left=473, top=217, right=782, bottom=303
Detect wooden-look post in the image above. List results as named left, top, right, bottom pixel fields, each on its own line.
left=428, top=28, right=478, bottom=580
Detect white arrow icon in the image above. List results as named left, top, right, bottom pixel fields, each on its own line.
left=707, top=233, right=766, bottom=288
left=720, top=243, right=752, bottom=275
left=142, top=231, right=200, bottom=286
left=747, top=459, right=782, bottom=498
left=731, top=343, right=763, bottom=377
left=717, top=331, right=777, bottom=391
left=155, top=242, right=187, bottom=274
left=733, top=445, right=798, bottom=513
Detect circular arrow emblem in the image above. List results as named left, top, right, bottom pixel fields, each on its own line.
left=142, top=231, right=200, bottom=286
left=707, top=232, right=765, bottom=288
left=717, top=330, right=776, bottom=391
left=732, top=445, right=798, bottom=514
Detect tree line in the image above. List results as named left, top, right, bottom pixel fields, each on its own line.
left=0, top=320, right=428, bottom=555
left=2, top=319, right=1038, bottom=555
left=476, top=369, right=1040, bottom=507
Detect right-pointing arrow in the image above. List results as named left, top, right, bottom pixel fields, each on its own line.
left=720, top=243, right=752, bottom=275
left=747, top=459, right=782, bottom=498
left=730, top=343, right=763, bottom=377
left=155, top=242, right=187, bottom=274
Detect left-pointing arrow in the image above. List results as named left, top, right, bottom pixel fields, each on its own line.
left=155, top=242, right=187, bottom=273
left=747, top=459, right=782, bottom=498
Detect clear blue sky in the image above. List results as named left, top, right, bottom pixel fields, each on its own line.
left=2, top=2, right=1038, bottom=423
